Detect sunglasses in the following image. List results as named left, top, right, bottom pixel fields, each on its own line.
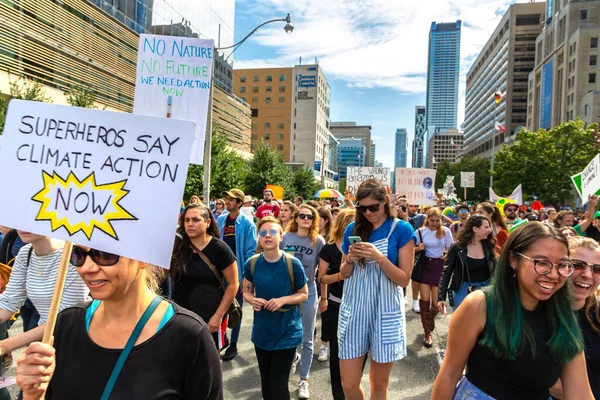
left=356, top=202, right=383, bottom=213
left=505, top=207, right=518, bottom=213
left=259, top=229, right=279, bottom=237
left=571, top=259, right=600, bottom=276
left=71, top=246, right=120, bottom=267
left=297, top=213, right=314, bottom=220
left=458, top=209, right=469, bottom=213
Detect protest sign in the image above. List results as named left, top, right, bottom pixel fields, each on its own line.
left=571, top=154, right=600, bottom=200
left=461, top=172, right=475, bottom=188
left=489, top=184, right=523, bottom=206
left=346, top=167, right=391, bottom=200
left=0, top=100, right=195, bottom=268
left=133, top=34, right=213, bottom=165
left=395, top=168, right=437, bottom=205
left=266, top=185, right=284, bottom=201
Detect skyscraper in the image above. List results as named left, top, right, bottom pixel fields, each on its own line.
left=412, top=106, right=426, bottom=167
left=394, top=129, right=408, bottom=168
left=426, top=21, right=461, bottom=148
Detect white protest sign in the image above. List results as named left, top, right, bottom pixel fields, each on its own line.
left=461, top=172, right=475, bottom=188
left=571, top=154, right=600, bottom=200
left=0, top=100, right=195, bottom=268
left=395, top=168, right=437, bottom=205
left=133, top=34, right=213, bottom=165
left=489, top=184, right=523, bottom=206
left=346, top=167, right=391, bottom=199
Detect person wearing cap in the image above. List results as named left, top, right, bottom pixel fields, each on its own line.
left=450, top=204, right=470, bottom=240
left=240, top=195, right=256, bottom=221
left=217, top=188, right=258, bottom=361
left=502, top=202, right=521, bottom=230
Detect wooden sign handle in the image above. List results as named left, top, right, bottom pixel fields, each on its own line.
left=42, top=242, right=73, bottom=344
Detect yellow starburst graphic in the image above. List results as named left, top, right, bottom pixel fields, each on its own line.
left=32, top=171, right=137, bottom=240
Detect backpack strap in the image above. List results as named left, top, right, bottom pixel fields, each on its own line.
left=249, top=254, right=261, bottom=277
left=26, top=246, right=33, bottom=268
left=284, top=253, right=295, bottom=292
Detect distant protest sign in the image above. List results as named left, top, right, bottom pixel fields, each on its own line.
left=489, top=184, right=523, bottom=206
left=0, top=100, right=195, bottom=268
left=346, top=167, right=391, bottom=199
left=133, top=34, right=213, bottom=165
left=571, top=154, right=600, bottom=200
left=461, top=172, right=475, bottom=188
left=395, top=168, right=437, bottom=205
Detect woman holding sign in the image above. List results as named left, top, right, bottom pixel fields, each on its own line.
left=16, top=246, right=223, bottom=399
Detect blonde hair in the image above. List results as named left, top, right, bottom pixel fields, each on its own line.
left=255, top=216, right=282, bottom=254
left=425, top=207, right=445, bottom=239
left=329, top=209, right=356, bottom=245
left=568, top=236, right=600, bottom=333
left=287, top=204, right=320, bottom=245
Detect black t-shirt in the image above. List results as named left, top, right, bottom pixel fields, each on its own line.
left=222, top=216, right=237, bottom=254
left=172, top=238, right=236, bottom=322
left=46, top=301, right=223, bottom=399
left=318, top=243, right=344, bottom=300
left=584, top=225, right=600, bottom=243
left=578, top=308, right=600, bottom=399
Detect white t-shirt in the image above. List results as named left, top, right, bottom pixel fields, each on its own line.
left=415, top=226, right=454, bottom=258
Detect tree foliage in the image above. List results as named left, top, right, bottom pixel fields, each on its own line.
left=434, top=155, right=491, bottom=202
left=0, top=76, right=52, bottom=135
left=244, top=141, right=294, bottom=198
left=293, top=168, right=320, bottom=200
left=493, top=120, right=598, bottom=205
left=66, top=85, right=97, bottom=108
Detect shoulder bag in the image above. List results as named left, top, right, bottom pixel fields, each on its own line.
left=411, top=229, right=426, bottom=282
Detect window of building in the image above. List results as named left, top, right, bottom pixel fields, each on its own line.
left=277, top=123, right=284, bottom=130
left=251, top=144, right=256, bottom=151
left=252, top=97, right=258, bottom=104
left=277, top=133, right=284, bottom=141
left=266, top=75, right=273, bottom=82
left=251, top=108, right=258, bottom=117
left=266, top=97, right=272, bottom=103
left=591, top=55, right=597, bottom=66
left=240, top=86, right=246, bottom=93
left=277, top=144, right=284, bottom=151
left=264, top=133, right=271, bottom=140
left=252, top=122, right=257, bottom=129
left=590, top=73, right=597, bottom=84
left=580, top=9, right=588, bottom=20
left=279, top=74, right=286, bottom=82
left=294, top=123, right=296, bottom=129
left=585, top=104, right=589, bottom=116
left=252, top=86, right=259, bottom=93
left=266, top=86, right=272, bottom=93
left=251, top=133, right=257, bottom=140
left=592, top=37, right=599, bottom=49
left=240, top=97, right=246, bottom=103
left=265, top=122, right=271, bottom=129
left=240, top=76, right=246, bottom=83
left=253, top=76, right=259, bottom=82
left=279, top=86, right=286, bottom=93
left=279, top=96, right=285, bottom=103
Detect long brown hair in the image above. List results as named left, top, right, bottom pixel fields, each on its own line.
left=317, top=206, right=333, bottom=241
left=456, top=215, right=497, bottom=255
left=286, top=204, right=320, bottom=245
left=478, top=201, right=508, bottom=231
left=329, top=209, right=356, bottom=245
left=353, top=179, right=395, bottom=242
left=171, top=204, right=219, bottom=279
left=568, top=236, right=600, bottom=333
left=424, top=207, right=445, bottom=239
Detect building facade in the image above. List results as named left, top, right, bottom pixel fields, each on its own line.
left=426, top=128, right=464, bottom=169
left=463, top=3, right=544, bottom=159
left=213, top=86, right=252, bottom=156
left=426, top=21, right=461, bottom=146
left=337, top=138, right=366, bottom=180
left=527, top=0, right=600, bottom=132
left=412, top=106, right=427, bottom=167
left=395, top=128, right=408, bottom=168
left=330, top=122, right=374, bottom=166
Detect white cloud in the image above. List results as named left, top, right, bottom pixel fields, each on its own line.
left=236, top=0, right=532, bottom=125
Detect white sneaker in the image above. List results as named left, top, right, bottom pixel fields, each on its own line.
left=291, top=352, right=301, bottom=375
left=317, top=345, right=328, bottom=362
left=413, top=300, right=421, bottom=313
left=298, top=380, right=310, bottom=399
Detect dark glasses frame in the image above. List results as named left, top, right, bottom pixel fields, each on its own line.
left=297, top=213, right=314, bottom=220
left=514, top=252, right=574, bottom=277
left=356, top=201, right=383, bottom=213
left=71, top=246, right=120, bottom=267
left=259, top=229, right=279, bottom=237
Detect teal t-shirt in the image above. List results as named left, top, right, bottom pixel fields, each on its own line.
left=244, top=253, right=308, bottom=351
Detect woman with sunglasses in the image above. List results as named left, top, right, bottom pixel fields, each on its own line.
left=413, top=207, right=454, bottom=347
left=0, top=232, right=88, bottom=361
left=550, top=237, right=600, bottom=399
left=339, top=179, right=415, bottom=400
left=242, top=216, right=308, bottom=400
left=16, top=245, right=223, bottom=399
left=171, top=204, right=239, bottom=351
left=433, top=222, right=593, bottom=400
left=281, top=204, right=325, bottom=399
left=213, top=199, right=225, bottom=218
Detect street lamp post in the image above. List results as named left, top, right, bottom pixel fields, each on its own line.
left=489, top=90, right=502, bottom=189
left=202, top=15, right=294, bottom=201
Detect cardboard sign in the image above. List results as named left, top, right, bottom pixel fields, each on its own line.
left=461, top=172, right=475, bottom=188
left=489, top=184, right=523, bottom=206
left=133, top=34, right=213, bottom=165
left=266, top=185, right=284, bottom=201
left=571, top=154, right=600, bottom=200
left=0, top=100, right=195, bottom=268
left=395, top=168, right=437, bottom=205
left=346, top=167, right=391, bottom=200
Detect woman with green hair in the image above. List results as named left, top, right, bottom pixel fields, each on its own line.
left=432, top=222, right=593, bottom=399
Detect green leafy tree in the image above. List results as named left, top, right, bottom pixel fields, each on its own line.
left=244, top=141, right=294, bottom=198
left=434, top=156, right=491, bottom=202
left=493, top=120, right=598, bottom=205
left=0, top=76, right=52, bottom=135
left=338, top=178, right=347, bottom=194
left=66, top=85, right=97, bottom=108
left=293, top=168, right=320, bottom=200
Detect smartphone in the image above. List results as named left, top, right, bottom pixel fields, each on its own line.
left=348, top=236, right=362, bottom=245
left=400, top=205, right=407, bottom=212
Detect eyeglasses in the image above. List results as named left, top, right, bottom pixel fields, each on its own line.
left=505, top=207, right=518, bottom=213
left=571, top=259, right=600, bottom=276
left=514, top=252, right=574, bottom=277
left=259, top=229, right=279, bottom=237
left=297, top=213, right=314, bottom=220
left=356, top=202, right=382, bottom=213
left=71, top=247, right=120, bottom=267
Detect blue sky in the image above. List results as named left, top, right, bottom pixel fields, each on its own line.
left=232, top=0, right=533, bottom=167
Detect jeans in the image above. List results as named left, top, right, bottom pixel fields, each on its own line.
left=21, top=299, right=40, bottom=332
left=230, top=290, right=243, bottom=343
left=299, top=282, right=318, bottom=380
left=453, top=377, right=495, bottom=399
left=452, top=281, right=489, bottom=311
left=255, top=346, right=296, bottom=400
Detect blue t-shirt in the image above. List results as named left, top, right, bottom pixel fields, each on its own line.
left=244, top=253, right=308, bottom=351
left=342, top=218, right=416, bottom=266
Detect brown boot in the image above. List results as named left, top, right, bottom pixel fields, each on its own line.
left=419, top=299, right=432, bottom=348
left=430, top=302, right=439, bottom=332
